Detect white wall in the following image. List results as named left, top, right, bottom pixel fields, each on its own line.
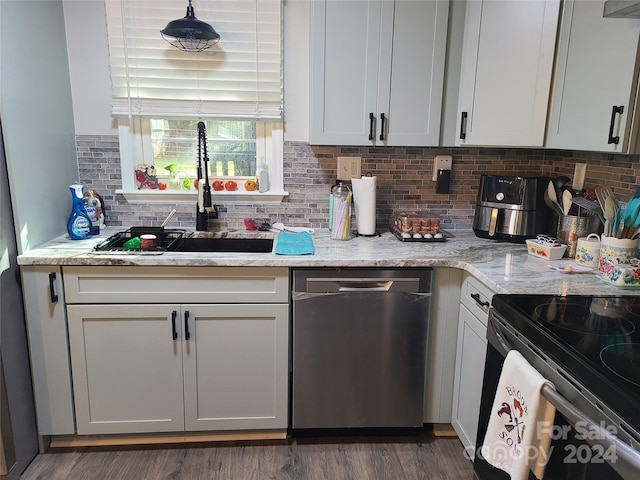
left=63, top=0, right=311, bottom=142
left=63, top=0, right=117, bottom=136
left=1, top=0, right=80, bottom=252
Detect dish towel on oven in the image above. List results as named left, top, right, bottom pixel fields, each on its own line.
left=480, top=350, right=556, bottom=480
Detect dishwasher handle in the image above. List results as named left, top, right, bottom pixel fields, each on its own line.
left=305, top=277, right=423, bottom=293
left=339, top=281, right=393, bottom=292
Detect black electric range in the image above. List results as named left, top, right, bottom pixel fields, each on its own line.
left=475, top=294, right=640, bottom=479
left=492, top=295, right=640, bottom=433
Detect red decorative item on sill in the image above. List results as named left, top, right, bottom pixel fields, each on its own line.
left=135, top=164, right=158, bottom=189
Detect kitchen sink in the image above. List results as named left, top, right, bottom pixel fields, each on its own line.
left=169, top=237, right=274, bottom=253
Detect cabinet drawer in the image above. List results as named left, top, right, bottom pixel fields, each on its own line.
left=63, top=266, right=289, bottom=304
left=460, top=276, right=494, bottom=326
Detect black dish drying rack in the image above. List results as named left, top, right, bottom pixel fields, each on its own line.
left=91, top=227, right=185, bottom=255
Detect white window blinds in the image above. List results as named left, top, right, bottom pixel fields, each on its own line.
left=105, top=0, right=282, bottom=119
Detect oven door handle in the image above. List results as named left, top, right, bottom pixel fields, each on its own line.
left=492, top=322, right=640, bottom=475
left=541, top=385, right=640, bottom=474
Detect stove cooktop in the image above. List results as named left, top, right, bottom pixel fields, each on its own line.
left=491, top=295, right=640, bottom=434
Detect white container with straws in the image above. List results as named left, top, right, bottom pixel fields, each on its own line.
left=330, top=182, right=352, bottom=240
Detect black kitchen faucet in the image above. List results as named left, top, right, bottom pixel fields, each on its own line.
left=196, top=121, right=218, bottom=230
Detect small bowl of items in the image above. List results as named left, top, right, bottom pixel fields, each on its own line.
left=526, top=235, right=567, bottom=261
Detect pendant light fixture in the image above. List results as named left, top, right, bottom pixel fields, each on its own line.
left=161, top=0, right=220, bottom=52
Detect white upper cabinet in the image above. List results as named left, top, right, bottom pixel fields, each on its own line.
left=456, top=0, right=560, bottom=147
left=310, top=0, right=449, bottom=146
left=546, top=0, right=640, bottom=153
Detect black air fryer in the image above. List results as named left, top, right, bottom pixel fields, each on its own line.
left=472, top=175, right=552, bottom=243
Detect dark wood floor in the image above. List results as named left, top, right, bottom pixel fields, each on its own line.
left=21, top=432, right=475, bottom=480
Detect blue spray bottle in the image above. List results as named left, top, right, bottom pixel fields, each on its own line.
left=67, top=184, right=93, bottom=240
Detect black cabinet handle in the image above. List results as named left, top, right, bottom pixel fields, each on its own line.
left=48, top=272, right=59, bottom=303
left=607, top=105, right=624, bottom=145
left=368, top=112, right=375, bottom=141
left=459, top=111, right=468, bottom=140
left=379, top=113, right=386, bottom=141
left=184, top=310, right=191, bottom=341
left=471, top=292, right=490, bottom=308
left=171, top=310, right=178, bottom=341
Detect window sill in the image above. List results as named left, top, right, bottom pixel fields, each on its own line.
left=116, top=189, right=289, bottom=205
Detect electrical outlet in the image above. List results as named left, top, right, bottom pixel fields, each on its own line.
left=432, top=155, right=453, bottom=181
left=337, top=156, right=362, bottom=180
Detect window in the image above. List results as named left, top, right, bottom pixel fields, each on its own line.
left=152, top=119, right=256, bottom=181
left=105, top=0, right=285, bottom=203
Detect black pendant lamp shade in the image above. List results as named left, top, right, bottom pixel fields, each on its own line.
left=161, top=0, right=220, bottom=52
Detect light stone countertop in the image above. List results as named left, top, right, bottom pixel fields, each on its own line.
left=17, top=227, right=637, bottom=296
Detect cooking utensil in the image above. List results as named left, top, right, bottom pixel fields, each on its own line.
left=572, top=163, right=587, bottom=191
left=613, top=196, right=623, bottom=236
left=562, top=189, right=573, bottom=216
left=552, top=176, right=571, bottom=194
left=595, top=186, right=612, bottom=212
left=547, top=181, right=563, bottom=214
left=271, top=222, right=315, bottom=234
left=160, top=209, right=177, bottom=227
left=570, top=196, right=605, bottom=223
left=631, top=208, right=640, bottom=230
left=544, top=189, right=564, bottom=215
left=620, top=198, right=640, bottom=238
left=604, top=196, right=617, bottom=237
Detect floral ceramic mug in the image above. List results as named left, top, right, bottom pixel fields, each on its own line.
left=575, top=233, right=600, bottom=268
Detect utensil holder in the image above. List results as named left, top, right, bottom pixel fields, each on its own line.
left=330, top=183, right=352, bottom=240
left=556, top=215, right=603, bottom=258
left=598, top=235, right=640, bottom=273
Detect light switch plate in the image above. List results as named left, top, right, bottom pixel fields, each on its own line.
left=433, top=155, right=453, bottom=181
left=337, top=156, right=362, bottom=180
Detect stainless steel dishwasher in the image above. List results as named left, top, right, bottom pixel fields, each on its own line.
left=291, top=268, right=432, bottom=429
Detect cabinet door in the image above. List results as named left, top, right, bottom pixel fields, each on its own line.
left=182, top=304, right=289, bottom=431
left=21, top=266, right=75, bottom=435
left=451, top=303, right=488, bottom=458
left=382, top=0, right=448, bottom=146
left=546, top=0, right=640, bottom=152
left=457, top=0, right=560, bottom=147
left=67, top=304, right=185, bottom=434
left=309, top=0, right=383, bottom=145
left=310, top=0, right=448, bottom=146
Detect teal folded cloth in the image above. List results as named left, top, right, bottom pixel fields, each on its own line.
left=275, top=231, right=315, bottom=255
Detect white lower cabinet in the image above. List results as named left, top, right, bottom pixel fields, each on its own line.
left=182, top=304, right=288, bottom=432
left=53, top=265, right=291, bottom=437
left=67, top=303, right=288, bottom=435
left=451, top=275, right=493, bottom=457
left=67, top=304, right=184, bottom=434
left=21, top=266, right=76, bottom=435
